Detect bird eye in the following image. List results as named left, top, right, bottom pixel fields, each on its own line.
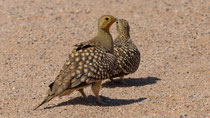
left=105, top=18, right=109, bottom=21
left=116, top=21, right=118, bottom=24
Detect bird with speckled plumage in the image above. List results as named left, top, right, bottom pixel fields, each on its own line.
left=110, top=19, right=140, bottom=83
left=34, top=15, right=118, bottom=110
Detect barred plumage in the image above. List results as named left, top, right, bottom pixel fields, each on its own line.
left=110, top=19, right=140, bottom=83
left=34, top=15, right=117, bottom=110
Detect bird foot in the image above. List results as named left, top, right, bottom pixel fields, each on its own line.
left=121, top=79, right=126, bottom=84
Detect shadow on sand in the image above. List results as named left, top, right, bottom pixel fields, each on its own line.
left=102, top=76, right=161, bottom=88
left=44, top=76, right=160, bottom=109
left=44, top=96, right=146, bottom=109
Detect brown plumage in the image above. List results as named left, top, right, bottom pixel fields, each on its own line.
left=34, top=15, right=117, bottom=110
left=110, top=19, right=140, bottom=83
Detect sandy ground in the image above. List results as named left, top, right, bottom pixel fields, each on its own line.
left=0, top=0, right=209, bottom=117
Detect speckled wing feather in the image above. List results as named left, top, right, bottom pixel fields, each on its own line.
left=112, top=39, right=140, bottom=77
left=48, top=42, right=118, bottom=96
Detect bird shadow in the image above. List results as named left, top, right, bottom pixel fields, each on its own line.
left=102, top=77, right=161, bottom=88
left=43, top=77, right=160, bottom=110
left=44, top=95, right=146, bottom=109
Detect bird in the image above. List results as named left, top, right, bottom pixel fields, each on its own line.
left=109, top=19, right=140, bottom=83
left=34, top=15, right=118, bottom=110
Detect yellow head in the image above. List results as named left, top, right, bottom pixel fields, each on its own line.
left=98, top=15, right=116, bottom=32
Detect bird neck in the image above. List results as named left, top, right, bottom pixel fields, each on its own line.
left=94, top=28, right=114, bottom=53
left=116, top=31, right=130, bottom=41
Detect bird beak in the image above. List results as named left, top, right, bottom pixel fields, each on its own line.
left=110, top=17, right=116, bottom=23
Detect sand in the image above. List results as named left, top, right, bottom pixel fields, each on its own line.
left=0, top=0, right=209, bottom=117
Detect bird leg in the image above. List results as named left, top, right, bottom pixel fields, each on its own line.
left=91, top=81, right=103, bottom=103
left=120, top=75, right=125, bottom=84
left=109, top=77, right=115, bottom=82
left=78, top=89, right=87, bottom=99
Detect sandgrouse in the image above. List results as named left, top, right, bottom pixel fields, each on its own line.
left=110, top=19, right=140, bottom=83
left=34, top=15, right=117, bottom=110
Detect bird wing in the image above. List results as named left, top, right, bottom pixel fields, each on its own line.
left=49, top=42, right=118, bottom=96
left=113, top=39, right=140, bottom=76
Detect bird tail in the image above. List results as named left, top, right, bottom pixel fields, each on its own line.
left=33, top=94, right=55, bottom=110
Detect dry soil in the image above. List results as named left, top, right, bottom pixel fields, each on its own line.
left=0, top=0, right=209, bottom=118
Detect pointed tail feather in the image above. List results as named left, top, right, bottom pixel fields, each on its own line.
left=33, top=95, right=55, bottom=110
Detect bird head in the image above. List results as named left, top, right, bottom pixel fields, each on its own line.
left=98, top=15, right=116, bottom=33
left=116, top=19, right=130, bottom=36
